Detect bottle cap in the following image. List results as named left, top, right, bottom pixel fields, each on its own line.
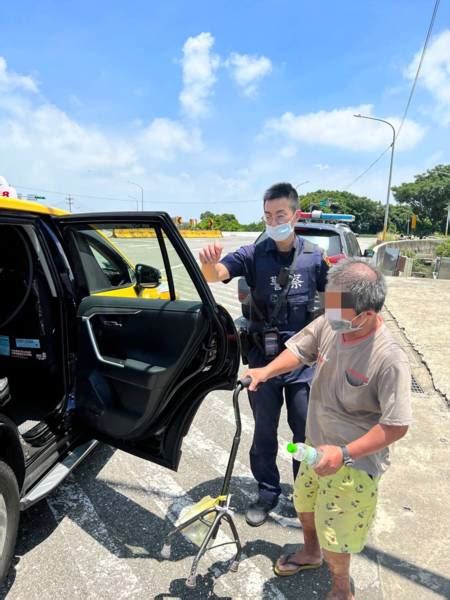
left=287, top=442, right=298, bottom=454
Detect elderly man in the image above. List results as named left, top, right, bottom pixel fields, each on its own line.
left=245, top=258, right=412, bottom=600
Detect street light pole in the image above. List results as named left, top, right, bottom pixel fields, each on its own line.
left=128, top=181, right=144, bottom=211
left=354, top=114, right=396, bottom=241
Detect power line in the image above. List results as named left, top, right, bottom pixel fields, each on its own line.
left=14, top=183, right=137, bottom=204
left=344, top=146, right=390, bottom=190
left=346, top=0, right=441, bottom=190
left=397, top=0, right=441, bottom=140
left=13, top=182, right=261, bottom=206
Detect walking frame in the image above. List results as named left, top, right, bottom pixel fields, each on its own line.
left=161, top=377, right=251, bottom=589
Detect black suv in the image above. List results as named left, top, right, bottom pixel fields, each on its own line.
left=238, top=220, right=363, bottom=319
left=0, top=201, right=240, bottom=581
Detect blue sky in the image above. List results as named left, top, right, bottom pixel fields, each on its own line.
left=1, top=0, right=450, bottom=221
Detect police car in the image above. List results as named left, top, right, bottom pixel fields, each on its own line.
left=238, top=211, right=363, bottom=319
left=0, top=196, right=240, bottom=581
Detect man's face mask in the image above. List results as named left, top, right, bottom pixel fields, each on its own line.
left=325, top=308, right=367, bottom=332
left=324, top=291, right=368, bottom=333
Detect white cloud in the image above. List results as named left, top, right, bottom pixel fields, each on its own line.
left=265, top=104, right=426, bottom=151
left=179, top=32, right=220, bottom=118
left=0, top=54, right=204, bottom=210
left=314, top=163, right=330, bottom=171
left=280, top=145, right=297, bottom=158
left=405, top=29, right=450, bottom=124
left=0, top=56, right=38, bottom=93
left=138, top=118, right=203, bottom=160
left=226, top=52, right=272, bottom=96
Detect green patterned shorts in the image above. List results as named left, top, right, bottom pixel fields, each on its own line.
left=293, top=460, right=379, bottom=554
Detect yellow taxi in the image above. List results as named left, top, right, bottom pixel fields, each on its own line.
left=0, top=196, right=239, bottom=581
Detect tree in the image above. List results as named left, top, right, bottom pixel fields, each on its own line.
left=242, top=220, right=265, bottom=232
left=392, top=164, right=450, bottom=235
left=299, top=190, right=384, bottom=234
left=197, top=211, right=255, bottom=231
left=388, top=204, right=413, bottom=234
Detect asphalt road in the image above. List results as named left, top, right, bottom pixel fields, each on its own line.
left=0, top=233, right=377, bottom=600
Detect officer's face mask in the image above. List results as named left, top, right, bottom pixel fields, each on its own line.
left=265, top=215, right=296, bottom=242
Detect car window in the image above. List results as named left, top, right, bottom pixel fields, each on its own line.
left=84, top=232, right=135, bottom=288
left=64, top=223, right=200, bottom=301
left=295, top=229, right=342, bottom=255
left=346, top=232, right=361, bottom=257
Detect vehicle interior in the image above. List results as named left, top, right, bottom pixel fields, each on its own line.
left=0, top=224, right=65, bottom=442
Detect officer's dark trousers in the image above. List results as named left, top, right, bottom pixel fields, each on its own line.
left=248, top=377, right=309, bottom=505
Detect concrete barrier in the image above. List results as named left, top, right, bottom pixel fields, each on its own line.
left=435, top=256, right=450, bottom=279
left=372, top=239, right=442, bottom=269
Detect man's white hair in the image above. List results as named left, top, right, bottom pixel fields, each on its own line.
left=326, top=258, right=387, bottom=314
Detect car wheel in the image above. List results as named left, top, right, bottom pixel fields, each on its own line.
left=0, top=461, right=20, bottom=583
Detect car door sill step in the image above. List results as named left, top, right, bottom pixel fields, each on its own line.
left=20, top=439, right=99, bottom=510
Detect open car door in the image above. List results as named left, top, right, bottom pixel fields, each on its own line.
left=54, top=212, right=240, bottom=470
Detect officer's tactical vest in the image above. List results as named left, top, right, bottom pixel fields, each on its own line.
left=248, top=240, right=322, bottom=328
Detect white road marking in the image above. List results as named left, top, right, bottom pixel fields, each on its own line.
left=188, top=424, right=300, bottom=530
left=46, top=475, right=144, bottom=600
left=113, top=451, right=287, bottom=600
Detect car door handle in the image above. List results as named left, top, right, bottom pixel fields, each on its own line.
left=82, top=315, right=125, bottom=368
left=101, top=319, right=123, bottom=328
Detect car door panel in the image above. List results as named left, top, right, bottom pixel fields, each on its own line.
left=54, top=213, right=240, bottom=470
left=76, top=295, right=209, bottom=439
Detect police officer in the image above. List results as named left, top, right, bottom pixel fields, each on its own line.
left=199, top=182, right=328, bottom=526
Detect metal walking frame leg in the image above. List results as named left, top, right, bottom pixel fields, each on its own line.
left=161, top=377, right=252, bottom=589
left=223, top=512, right=242, bottom=572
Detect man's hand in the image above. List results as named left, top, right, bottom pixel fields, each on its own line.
left=313, top=445, right=344, bottom=477
left=199, top=242, right=223, bottom=265
left=244, top=367, right=270, bottom=391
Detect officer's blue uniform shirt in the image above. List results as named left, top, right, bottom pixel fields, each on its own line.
left=220, top=235, right=328, bottom=383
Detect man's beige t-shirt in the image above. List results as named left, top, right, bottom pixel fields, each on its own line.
left=286, top=315, right=412, bottom=477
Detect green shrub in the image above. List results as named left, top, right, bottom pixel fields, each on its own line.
left=412, top=258, right=432, bottom=277
left=403, top=249, right=416, bottom=258
left=436, top=239, right=450, bottom=257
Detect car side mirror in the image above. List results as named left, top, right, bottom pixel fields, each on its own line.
left=135, top=264, right=161, bottom=289
left=363, top=249, right=374, bottom=258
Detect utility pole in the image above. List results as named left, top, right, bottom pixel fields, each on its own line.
left=354, top=114, right=396, bottom=241
left=67, top=195, right=74, bottom=212
left=128, top=181, right=144, bottom=211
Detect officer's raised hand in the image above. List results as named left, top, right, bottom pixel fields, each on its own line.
left=199, top=242, right=231, bottom=283
left=199, top=241, right=223, bottom=264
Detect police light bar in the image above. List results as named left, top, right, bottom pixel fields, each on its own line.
left=298, top=210, right=355, bottom=223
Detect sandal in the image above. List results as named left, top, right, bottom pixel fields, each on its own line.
left=274, top=552, right=323, bottom=577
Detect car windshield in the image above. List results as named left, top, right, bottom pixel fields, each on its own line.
left=295, top=229, right=342, bottom=255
